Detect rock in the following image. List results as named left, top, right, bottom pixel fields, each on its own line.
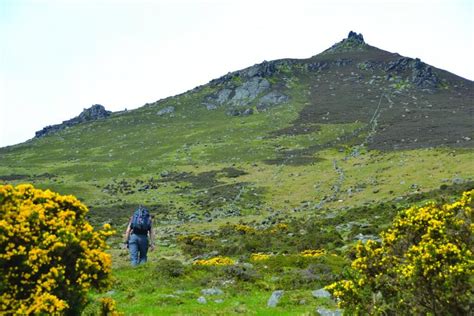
left=35, top=104, right=111, bottom=138
left=312, top=288, right=331, bottom=298
left=347, top=30, right=364, bottom=43
left=257, top=91, right=289, bottom=110
left=241, top=60, right=278, bottom=78
left=267, top=290, right=284, bottom=307
left=354, top=233, right=381, bottom=243
left=214, top=299, right=224, bottom=304
left=156, top=106, right=175, bottom=116
left=226, top=108, right=254, bottom=117
left=307, top=61, right=328, bottom=72
left=197, top=296, right=207, bottom=304
left=323, top=31, right=366, bottom=53
left=201, top=288, right=224, bottom=296
left=386, top=57, right=439, bottom=90
left=452, top=177, right=464, bottom=184
left=316, top=307, right=343, bottom=316
left=334, top=58, right=352, bottom=67
left=230, top=77, right=270, bottom=105
left=205, top=103, right=218, bottom=110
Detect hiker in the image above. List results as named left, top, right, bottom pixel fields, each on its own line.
left=124, top=206, right=155, bottom=266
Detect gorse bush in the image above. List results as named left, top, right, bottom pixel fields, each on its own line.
left=326, top=190, right=474, bottom=315
left=0, top=184, right=114, bottom=315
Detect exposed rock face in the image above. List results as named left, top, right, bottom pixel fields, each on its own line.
left=204, top=59, right=291, bottom=113
left=386, top=57, right=439, bottom=89
left=257, top=91, right=290, bottom=111
left=230, top=77, right=271, bottom=105
left=35, top=104, right=111, bottom=138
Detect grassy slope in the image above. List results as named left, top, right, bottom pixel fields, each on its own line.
left=1, top=39, right=473, bottom=315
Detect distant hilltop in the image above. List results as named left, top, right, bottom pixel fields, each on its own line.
left=35, top=104, right=111, bottom=138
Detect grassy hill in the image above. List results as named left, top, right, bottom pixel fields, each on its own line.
left=1, top=31, right=473, bottom=314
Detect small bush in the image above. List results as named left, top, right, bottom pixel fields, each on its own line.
left=224, top=263, right=260, bottom=282
left=155, top=258, right=185, bottom=278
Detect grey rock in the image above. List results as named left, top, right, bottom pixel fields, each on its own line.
left=241, top=60, right=278, bottom=78
left=323, top=31, right=366, bottom=53
left=334, top=58, right=352, bottom=67
left=216, top=88, right=233, bottom=104
left=226, top=108, right=254, bottom=117
left=205, top=103, right=218, bottom=110
left=347, top=30, right=364, bottom=43
left=156, top=106, right=175, bottom=116
left=312, top=288, right=331, bottom=298
left=230, top=77, right=270, bottom=105
left=214, top=299, right=224, bottom=304
left=267, top=290, right=284, bottom=307
left=307, top=61, right=328, bottom=72
left=316, top=307, right=343, bottom=316
left=197, top=296, right=207, bottom=304
left=452, top=177, right=464, bottom=184
left=257, top=91, right=289, bottom=110
left=201, top=288, right=224, bottom=296
left=386, top=57, right=439, bottom=90
left=35, top=104, right=111, bottom=138
left=354, top=233, right=381, bottom=243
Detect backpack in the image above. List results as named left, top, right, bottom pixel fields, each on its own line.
left=131, top=206, right=151, bottom=234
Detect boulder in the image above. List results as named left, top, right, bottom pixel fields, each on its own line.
left=201, top=288, right=224, bottom=296
left=267, top=290, right=284, bottom=307
left=312, top=288, right=331, bottom=298
left=316, top=307, right=343, bottom=316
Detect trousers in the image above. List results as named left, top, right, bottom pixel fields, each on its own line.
left=129, top=233, right=148, bottom=266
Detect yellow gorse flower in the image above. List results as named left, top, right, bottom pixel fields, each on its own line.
left=250, top=253, right=271, bottom=261
left=326, top=190, right=474, bottom=314
left=193, top=256, right=235, bottom=266
left=0, top=184, right=115, bottom=315
left=300, top=249, right=326, bottom=257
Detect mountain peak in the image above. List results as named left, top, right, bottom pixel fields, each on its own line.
left=347, top=31, right=364, bottom=43
left=323, top=30, right=367, bottom=54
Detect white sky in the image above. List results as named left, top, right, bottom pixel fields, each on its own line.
left=1, top=0, right=473, bottom=148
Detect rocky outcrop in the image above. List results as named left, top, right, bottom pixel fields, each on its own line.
left=204, top=58, right=292, bottom=113
left=35, top=104, right=111, bottom=138
left=323, top=31, right=367, bottom=53
left=386, top=57, right=439, bottom=90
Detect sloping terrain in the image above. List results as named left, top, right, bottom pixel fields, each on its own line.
left=1, top=31, right=473, bottom=233
left=1, top=31, right=473, bottom=314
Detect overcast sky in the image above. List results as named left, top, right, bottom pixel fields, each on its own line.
left=1, top=0, right=472, bottom=148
